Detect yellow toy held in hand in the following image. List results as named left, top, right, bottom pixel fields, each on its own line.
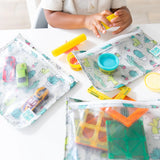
left=101, top=14, right=117, bottom=30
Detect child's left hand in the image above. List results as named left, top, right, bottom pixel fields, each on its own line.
left=110, top=7, right=132, bottom=34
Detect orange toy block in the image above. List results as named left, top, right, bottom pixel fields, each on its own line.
left=75, top=109, right=112, bottom=151
left=105, top=107, right=149, bottom=128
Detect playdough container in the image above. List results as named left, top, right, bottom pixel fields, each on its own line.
left=98, top=53, right=119, bottom=74
left=144, top=72, right=160, bottom=92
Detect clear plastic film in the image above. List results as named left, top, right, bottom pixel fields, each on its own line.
left=64, top=98, right=160, bottom=160
left=73, top=27, right=160, bottom=92
left=0, top=34, right=77, bottom=128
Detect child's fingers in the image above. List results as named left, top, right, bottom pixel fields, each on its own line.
left=96, top=21, right=106, bottom=34
left=112, top=26, right=125, bottom=34
left=114, top=9, right=125, bottom=16
left=92, top=26, right=101, bottom=38
left=101, top=10, right=113, bottom=16
left=110, top=16, right=121, bottom=23
left=112, top=21, right=123, bottom=27
left=101, top=16, right=113, bottom=28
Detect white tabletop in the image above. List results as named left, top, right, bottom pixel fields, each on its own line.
left=0, top=24, right=160, bottom=160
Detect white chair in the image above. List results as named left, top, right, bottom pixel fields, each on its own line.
left=32, top=6, right=48, bottom=28
left=26, top=0, right=48, bottom=28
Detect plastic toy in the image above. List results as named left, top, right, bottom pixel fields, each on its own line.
left=101, top=14, right=117, bottom=30
left=67, top=52, right=82, bottom=71
left=2, top=56, right=16, bottom=82
left=88, top=85, right=131, bottom=100
left=106, top=120, right=149, bottom=159
left=88, top=85, right=148, bottom=127
left=88, top=86, right=112, bottom=100
left=76, top=109, right=111, bottom=151
left=144, top=72, right=160, bottom=92
left=105, top=107, right=149, bottom=127
left=22, top=87, right=49, bottom=111
left=97, top=53, right=119, bottom=73
left=52, top=33, right=87, bottom=57
left=16, top=63, right=28, bottom=87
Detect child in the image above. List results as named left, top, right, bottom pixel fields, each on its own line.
left=41, top=0, right=132, bottom=38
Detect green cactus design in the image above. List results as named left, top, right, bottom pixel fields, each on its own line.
left=107, top=75, right=118, bottom=85
left=94, top=74, right=106, bottom=87
left=101, top=44, right=112, bottom=49
left=144, top=36, right=150, bottom=43
left=126, top=55, right=146, bottom=72
left=133, top=49, right=145, bottom=58
left=83, top=58, right=90, bottom=67
left=149, top=118, right=160, bottom=134
left=150, top=148, right=160, bottom=159
left=129, top=70, right=138, bottom=77
left=151, top=40, right=158, bottom=45
left=131, top=36, right=141, bottom=47
left=65, top=136, right=68, bottom=151
left=4, top=97, right=17, bottom=106
left=93, top=61, right=99, bottom=69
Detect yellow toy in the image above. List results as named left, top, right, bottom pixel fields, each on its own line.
left=144, top=72, right=160, bottom=92
left=67, top=52, right=82, bottom=71
left=76, top=109, right=111, bottom=151
left=88, top=86, right=149, bottom=127
left=101, top=14, right=117, bottom=30
left=52, top=33, right=87, bottom=57
left=88, top=86, right=131, bottom=100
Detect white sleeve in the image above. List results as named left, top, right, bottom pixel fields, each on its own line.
left=111, top=0, right=126, bottom=9
left=41, top=0, right=63, bottom=11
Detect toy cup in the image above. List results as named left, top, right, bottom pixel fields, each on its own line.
left=97, top=53, right=119, bottom=74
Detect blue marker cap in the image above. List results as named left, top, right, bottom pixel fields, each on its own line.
left=98, top=53, right=119, bottom=71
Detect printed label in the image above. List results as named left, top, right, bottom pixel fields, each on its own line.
left=22, top=108, right=35, bottom=121
left=150, top=45, right=160, bottom=57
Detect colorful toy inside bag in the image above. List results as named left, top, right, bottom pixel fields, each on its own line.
left=65, top=98, right=160, bottom=160
left=73, top=27, right=160, bottom=92
left=0, top=34, right=77, bottom=128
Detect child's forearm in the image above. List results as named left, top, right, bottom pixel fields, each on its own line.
left=44, top=10, right=87, bottom=29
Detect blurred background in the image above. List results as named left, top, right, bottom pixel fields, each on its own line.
left=0, top=0, right=160, bottom=30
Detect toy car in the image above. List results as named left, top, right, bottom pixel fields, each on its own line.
left=22, top=87, right=49, bottom=111
left=16, top=63, right=28, bottom=87
left=3, top=56, right=16, bottom=82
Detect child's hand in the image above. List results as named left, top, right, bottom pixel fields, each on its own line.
left=110, top=7, right=132, bottom=34
left=84, top=10, right=113, bottom=38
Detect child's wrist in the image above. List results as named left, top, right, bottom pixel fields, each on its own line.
left=83, top=15, right=89, bottom=29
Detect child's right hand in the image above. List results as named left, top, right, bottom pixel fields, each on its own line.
left=84, top=10, right=113, bottom=38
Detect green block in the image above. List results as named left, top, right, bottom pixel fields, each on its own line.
left=106, top=120, right=149, bottom=160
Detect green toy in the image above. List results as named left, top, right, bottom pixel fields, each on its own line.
left=106, top=120, right=149, bottom=160
left=16, top=63, right=28, bottom=87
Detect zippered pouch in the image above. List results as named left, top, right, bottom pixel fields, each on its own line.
left=74, top=27, right=160, bottom=92
left=0, top=34, right=77, bottom=128
left=65, top=98, right=160, bottom=160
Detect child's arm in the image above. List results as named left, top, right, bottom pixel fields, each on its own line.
left=44, top=10, right=113, bottom=38
left=110, top=7, right=132, bottom=34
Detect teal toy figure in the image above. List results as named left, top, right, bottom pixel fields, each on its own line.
left=16, top=63, right=28, bottom=87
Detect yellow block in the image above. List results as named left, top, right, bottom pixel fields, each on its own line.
left=52, top=33, right=86, bottom=57
left=101, top=14, right=117, bottom=30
